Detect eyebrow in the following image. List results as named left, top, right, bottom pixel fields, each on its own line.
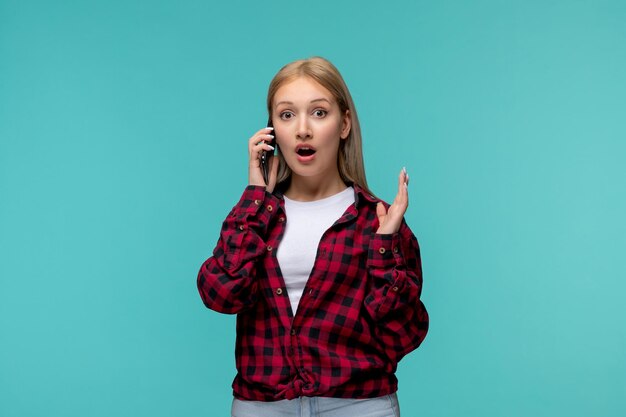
left=274, top=98, right=332, bottom=108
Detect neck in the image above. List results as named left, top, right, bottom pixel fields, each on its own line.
left=284, top=172, right=347, bottom=202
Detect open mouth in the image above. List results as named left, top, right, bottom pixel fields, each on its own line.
left=296, top=147, right=316, bottom=157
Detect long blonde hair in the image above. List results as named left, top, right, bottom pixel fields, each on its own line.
left=266, top=57, right=373, bottom=196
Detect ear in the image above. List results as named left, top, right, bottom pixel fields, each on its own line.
left=340, top=110, right=351, bottom=140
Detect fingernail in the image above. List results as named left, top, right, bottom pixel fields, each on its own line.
left=402, top=166, right=407, bottom=175
left=267, top=145, right=275, bottom=150
left=267, top=134, right=275, bottom=138
left=265, top=126, right=274, bottom=130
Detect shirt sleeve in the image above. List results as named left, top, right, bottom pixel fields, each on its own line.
left=197, top=185, right=280, bottom=314
left=364, top=218, right=429, bottom=364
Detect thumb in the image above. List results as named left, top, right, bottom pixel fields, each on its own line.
left=376, top=202, right=387, bottom=220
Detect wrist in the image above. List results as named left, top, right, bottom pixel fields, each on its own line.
left=376, top=224, right=399, bottom=235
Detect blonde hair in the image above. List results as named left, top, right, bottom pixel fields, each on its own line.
left=266, top=56, right=373, bottom=196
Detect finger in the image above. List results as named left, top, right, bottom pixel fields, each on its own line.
left=400, top=167, right=408, bottom=187
left=395, top=168, right=408, bottom=202
left=248, top=146, right=275, bottom=181
left=248, top=135, right=275, bottom=155
left=249, top=142, right=275, bottom=162
left=376, top=201, right=387, bottom=220
left=248, top=127, right=274, bottom=143
left=396, top=184, right=408, bottom=209
left=256, top=126, right=274, bottom=137
left=402, top=168, right=409, bottom=203
left=248, top=128, right=275, bottom=150
left=390, top=169, right=408, bottom=214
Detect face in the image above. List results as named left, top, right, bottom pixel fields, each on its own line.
left=272, top=77, right=351, bottom=183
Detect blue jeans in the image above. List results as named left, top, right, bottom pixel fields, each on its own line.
left=231, top=393, right=400, bottom=417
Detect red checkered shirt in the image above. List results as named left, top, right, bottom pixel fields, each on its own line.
left=197, top=184, right=428, bottom=401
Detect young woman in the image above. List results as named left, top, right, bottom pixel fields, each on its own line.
left=197, top=57, right=428, bottom=417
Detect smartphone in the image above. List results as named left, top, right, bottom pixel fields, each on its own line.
left=260, top=118, right=276, bottom=185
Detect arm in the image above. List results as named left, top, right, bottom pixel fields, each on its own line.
left=365, top=219, right=429, bottom=363
left=364, top=167, right=429, bottom=363
left=197, top=185, right=280, bottom=314
left=197, top=127, right=280, bottom=314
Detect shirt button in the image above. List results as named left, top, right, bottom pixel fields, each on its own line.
left=254, top=199, right=261, bottom=206
left=239, top=225, right=245, bottom=231
left=276, top=288, right=283, bottom=295
left=267, top=245, right=273, bottom=252
left=392, top=286, right=399, bottom=292
left=278, top=217, right=285, bottom=222
left=379, top=247, right=386, bottom=254
left=266, top=205, right=273, bottom=212
left=393, top=246, right=399, bottom=253
left=291, top=328, right=297, bottom=336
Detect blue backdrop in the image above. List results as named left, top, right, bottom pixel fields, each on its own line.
left=1, top=1, right=625, bottom=416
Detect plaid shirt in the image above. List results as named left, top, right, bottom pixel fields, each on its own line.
left=197, top=184, right=428, bottom=401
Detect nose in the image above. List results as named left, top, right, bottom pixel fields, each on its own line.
left=296, top=117, right=312, bottom=140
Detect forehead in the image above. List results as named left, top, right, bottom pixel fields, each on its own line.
left=273, top=77, right=335, bottom=105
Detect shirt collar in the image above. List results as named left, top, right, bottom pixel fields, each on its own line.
left=352, top=183, right=378, bottom=208
left=272, top=182, right=378, bottom=208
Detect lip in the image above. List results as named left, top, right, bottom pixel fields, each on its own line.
left=295, top=144, right=317, bottom=163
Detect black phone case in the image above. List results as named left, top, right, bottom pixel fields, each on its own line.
left=260, top=118, right=276, bottom=184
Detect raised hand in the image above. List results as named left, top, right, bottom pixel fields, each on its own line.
left=376, top=167, right=409, bottom=235
left=248, top=127, right=279, bottom=193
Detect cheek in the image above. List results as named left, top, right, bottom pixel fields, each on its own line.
left=275, top=135, right=291, bottom=156
left=276, top=136, right=287, bottom=150
left=318, top=122, right=343, bottom=144
left=274, top=128, right=287, bottom=146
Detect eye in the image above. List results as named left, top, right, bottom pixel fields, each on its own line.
left=313, top=109, right=327, bottom=118
left=279, top=111, right=294, bottom=120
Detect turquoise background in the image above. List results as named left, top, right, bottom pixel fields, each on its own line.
left=1, top=0, right=625, bottom=416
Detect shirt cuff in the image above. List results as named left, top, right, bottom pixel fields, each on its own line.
left=233, top=186, right=281, bottom=217
left=367, top=232, right=405, bottom=270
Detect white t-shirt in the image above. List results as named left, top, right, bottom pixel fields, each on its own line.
left=277, top=187, right=355, bottom=315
